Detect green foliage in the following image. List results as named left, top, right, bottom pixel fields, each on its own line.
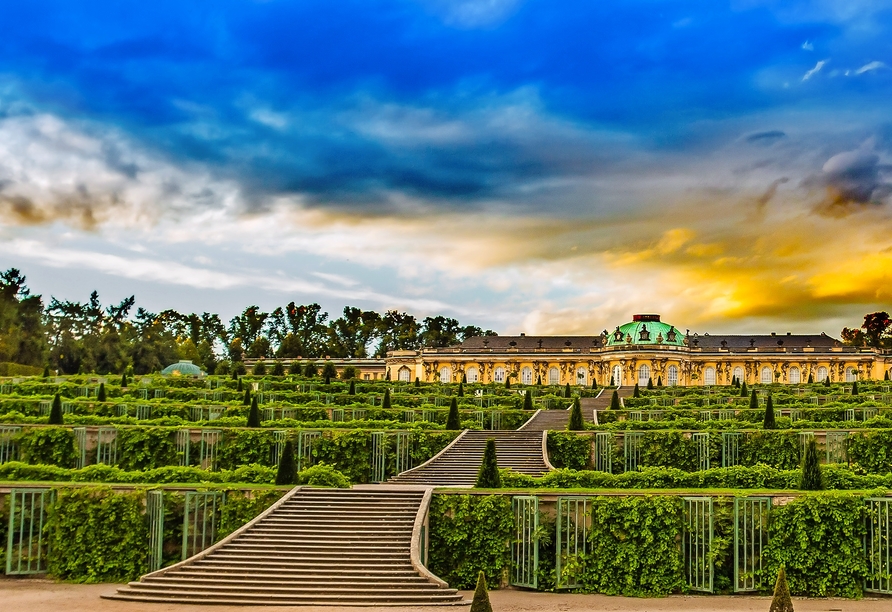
left=851, top=381, right=859, bottom=395
left=116, top=427, right=177, bottom=471
left=97, top=382, right=106, bottom=402
left=415, top=376, right=420, bottom=387
left=321, top=361, right=338, bottom=379
left=584, top=496, right=685, bottom=595
left=564, top=383, right=571, bottom=398
left=470, top=571, right=493, bottom=612
left=610, top=390, right=620, bottom=410
left=763, top=493, right=868, bottom=597
left=252, top=361, right=266, bottom=376
left=271, top=361, right=284, bottom=376
left=247, top=396, right=261, bottom=427
left=764, top=394, right=777, bottom=430
left=740, top=380, right=748, bottom=397
left=218, top=489, right=284, bottom=538
left=46, top=487, right=148, bottom=582
left=428, top=494, right=513, bottom=589
left=567, top=398, right=584, bottom=431
left=799, top=438, right=824, bottom=490
left=458, top=382, right=464, bottom=397
left=348, top=379, right=356, bottom=395
left=647, top=377, right=654, bottom=390
left=546, top=432, right=591, bottom=470
left=288, top=361, right=302, bottom=375
left=243, top=388, right=251, bottom=405
left=341, top=365, right=358, bottom=380
left=296, top=462, right=351, bottom=488
left=523, top=389, right=533, bottom=411
left=476, top=439, right=501, bottom=488
left=304, top=361, right=318, bottom=377
left=769, top=567, right=794, bottom=612
left=749, top=388, right=758, bottom=410
left=382, top=388, right=391, bottom=409
left=446, top=397, right=461, bottom=430
left=633, top=383, right=640, bottom=398
left=275, top=440, right=297, bottom=485
left=17, top=426, right=77, bottom=467
left=48, top=392, right=63, bottom=424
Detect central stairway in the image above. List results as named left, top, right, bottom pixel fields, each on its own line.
left=519, top=387, right=634, bottom=431
left=105, top=487, right=464, bottom=606
left=388, top=430, right=551, bottom=486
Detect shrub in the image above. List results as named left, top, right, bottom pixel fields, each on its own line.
left=564, top=383, right=571, bottom=398
left=120, top=372, right=128, bottom=387
left=750, top=388, right=758, bottom=410
left=458, top=382, right=464, bottom=397
left=296, top=463, right=350, bottom=488
left=48, top=393, right=64, bottom=425
left=303, top=361, right=318, bottom=377
left=252, top=361, right=266, bottom=376
left=321, top=362, right=338, bottom=379
left=764, top=394, right=777, bottom=430
left=243, top=389, right=251, bottom=406
left=271, top=361, right=285, bottom=376
left=288, top=361, right=301, bottom=375
left=348, top=379, right=356, bottom=395
left=610, top=390, right=620, bottom=410
left=341, top=365, right=358, bottom=380
left=415, top=377, right=420, bottom=387
left=523, top=390, right=533, bottom=411
left=476, top=439, right=501, bottom=488
left=740, top=381, right=748, bottom=397
left=647, top=377, right=654, bottom=390
left=799, top=438, right=823, bottom=490
left=470, top=571, right=493, bottom=612
left=568, top=398, right=584, bottom=431
left=769, top=567, right=794, bottom=612
left=237, top=377, right=243, bottom=392
left=247, top=397, right=261, bottom=427
left=633, top=383, right=640, bottom=398
left=851, top=381, right=859, bottom=395
left=382, top=388, right=392, bottom=409
left=275, top=440, right=297, bottom=485
left=656, top=376, right=662, bottom=387
left=446, top=398, right=461, bottom=430
left=97, top=383, right=106, bottom=402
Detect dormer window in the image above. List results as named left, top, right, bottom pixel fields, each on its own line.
left=638, top=325, right=651, bottom=341
left=613, top=327, right=623, bottom=342
left=666, top=327, right=677, bottom=343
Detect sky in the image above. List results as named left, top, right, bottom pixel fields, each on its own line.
left=1, top=0, right=891, bottom=336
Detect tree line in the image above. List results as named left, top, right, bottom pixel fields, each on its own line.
left=0, top=268, right=496, bottom=375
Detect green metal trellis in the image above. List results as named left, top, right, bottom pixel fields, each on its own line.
left=176, top=429, right=191, bottom=466
left=682, top=497, right=713, bottom=593
left=623, top=432, right=642, bottom=472
left=297, top=430, right=320, bottom=471
left=865, top=497, right=892, bottom=594
left=147, top=490, right=164, bottom=572
left=722, top=432, right=742, bottom=467
left=96, top=427, right=118, bottom=465
left=556, top=496, right=590, bottom=589
left=182, top=491, right=223, bottom=560
left=73, top=426, right=87, bottom=469
left=798, top=431, right=815, bottom=458
left=511, top=496, right=539, bottom=589
left=734, top=497, right=771, bottom=592
left=199, top=430, right=221, bottom=471
left=5, top=488, right=53, bottom=575
left=593, top=432, right=613, bottom=473
left=272, top=430, right=287, bottom=466
left=371, top=431, right=387, bottom=482
left=826, top=431, right=849, bottom=464
left=393, top=431, right=413, bottom=475
left=0, top=426, right=21, bottom=463
left=693, top=432, right=710, bottom=471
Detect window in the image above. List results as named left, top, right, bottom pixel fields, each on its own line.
left=668, top=365, right=679, bottom=386
left=789, top=367, right=800, bottom=384
left=761, top=367, right=773, bottom=384
left=364, top=374, right=370, bottom=380
left=466, top=367, right=478, bottom=383
left=521, top=367, right=533, bottom=385
left=666, top=327, right=677, bottom=343
left=398, top=367, right=411, bottom=382
left=494, top=367, right=506, bottom=383
left=548, top=367, right=560, bottom=385
left=439, top=367, right=452, bottom=383
left=638, top=325, right=651, bottom=341
left=612, top=365, right=622, bottom=386
left=704, top=367, right=716, bottom=386
left=846, top=367, right=857, bottom=383
left=613, top=327, right=623, bottom=342
left=817, top=366, right=828, bottom=382
left=638, top=364, right=650, bottom=385
left=576, top=367, right=588, bottom=385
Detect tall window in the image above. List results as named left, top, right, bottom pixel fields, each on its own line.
left=466, top=367, right=479, bottom=383
left=548, top=367, right=560, bottom=385
left=667, top=365, right=679, bottom=386
left=761, top=367, right=773, bottom=384
left=846, top=367, right=857, bottom=382
left=439, top=367, right=452, bottom=384
left=612, top=365, right=622, bottom=386
left=817, top=366, right=828, bottom=382
left=733, top=366, right=744, bottom=383
left=638, top=364, right=650, bottom=385
left=704, top=367, right=716, bottom=386
left=789, top=367, right=800, bottom=384
left=521, top=367, right=533, bottom=385
left=576, top=367, right=588, bottom=386
left=398, top=367, right=411, bottom=382
left=494, top=367, right=506, bottom=383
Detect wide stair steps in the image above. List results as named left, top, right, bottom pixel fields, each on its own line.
left=105, top=488, right=464, bottom=606
left=519, top=387, right=634, bottom=431
left=388, top=430, right=550, bottom=486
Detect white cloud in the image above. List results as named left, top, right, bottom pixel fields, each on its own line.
left=420, top=0, right=521, bottom=28
left=802, top=40, right=814, bottom=51
left=802, top=59, right=827, bottom=81
left=855, top=61, right=887, bottom=74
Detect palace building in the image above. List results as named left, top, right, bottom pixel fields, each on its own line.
left=384, top=314, right=892, bottom=387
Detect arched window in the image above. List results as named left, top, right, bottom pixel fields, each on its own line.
left=612, top=365, right=622, bottom=386
left=548, top=367, right=560, bottom=385
left=439, top=367, right=452, bottom=384
left=816, top=366, right=828, bottom=382
left=638, top=364, right=650, bottom=385
left=521, top=367, right=533, bottom=385
left=789, top=367, right=800, bottom=384
left=576, top=367, right=588, bottom=385
left=733, top=366, right=744, bottom=383
left=761, top=367, right=773, bottom=384
left=704, top=367, right=716, bottom=386
left=398, top=367, right=411, bottom=382
left=846, top=367, right=857, bottom=382
left=667, top=365, right=679, bottom=386
left=494, top=367, right=506, bottom=383
left=466, top=367, right=478, bottom=383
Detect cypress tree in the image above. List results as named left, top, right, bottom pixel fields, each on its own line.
left=633, top=383, right=640, bottom=398
left=42, top=365, right=50, bottom=379
left=749, top=388, right=758, bottom=411
left=275, top=440, right=297, bottom=485
left=348, top=380, right=356, bottom=395
left=851, top=381, right=859, bottom=395
left=382, top=388, right=392, bottom=410
left=237, top=378, right=243, bottom=392
left=536, top=375, right=542, bottom=386
left=446, top=398, right=461, bottom=430
left=414, top=377, right=420, bottom=388
left=324, top=375, right=331, bottom=385
left=247, top=396, right=261, bottom=427
left=647, top=377, right=654, bottom=390
left=657, top=376, right=663, bottom=387
left=458, top=382, right=464, bottom=397
left=48, top=393, right=64, bottom=425
left=523, top=389, right=533, bottom=411
left=231, top=368, right=239, bottom=380
left=568, top=397, right=584, bottom=431
left=763, top=394, right=776, bottom=430
left=97, top=382, right=106, bottom=402
left=462, top=372, right=467, bottom=384
left=807, top=372, right=814, bottom=384
left=799, top=438, right=824, bottom=491
left=564, top=383, right=571, bottom=398
left=823, top=375, right=831, bottom=387
left=769, top=567, right=794, bottom=612
left=740, top=380, right=748, bottom=397
left=610, top=390, right=621, bottom=410
left=591, top=378, right=598, bottom=390
left=303, top=362, right=318, bottom=377
left=470, top=571, right=493, bottom=612
left=505, top=376, right=511, bottom=389
left=272, top=361, right=284, bottom=376
left=243, top=388, right=251, bottom=405
left=475, top=439, right=501, bottom=488
left=121, top=372, right=128, bottom=387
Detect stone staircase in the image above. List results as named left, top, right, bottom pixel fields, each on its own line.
left=104, top=487, right=465, bottom=606
left=388, top=430, right=551, bottom=486
left=519, top=387, right=633, bottom=431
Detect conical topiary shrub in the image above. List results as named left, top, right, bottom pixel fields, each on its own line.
left=121, top=372, right=128, bottom=387
left=769, top=566, right=794, bottom=612
left=470, top=570, right=493, bottom=612
left=348, top=380, right=356, bottom=395
left=505, top=376, right=511, bottom=389
left=763, top=394, right=777, bottom=430
left=568, top=397, right=584, bottom=431
left=823, top=375, right=831, bottom=387
left=415, top=377, right=420, bottom=388
left=799, top=438, right=824, bottom=490
left=458, top=382, right=464, bottom=397
left=647, top=377, right=654, bottom=390
left=564, top=383, right=571, bottom=398
left=536, top=375, right=542, bottom=386
left=807, top=372, right=814, bottom=384
left=610, top=390, right=620, bottom=410
left=382, top=388, right=392, bottom=409
left=591, top=378, right=598, bottom=390
left=633, top=383, right=640, bottom=398
left=657, top=376, right=663, bottom=387
left=97, top=382, right=106, bottom=402
left=324, top=375, right=331, bottom=385
left=476, top=439, right=501, bottom=488
left=43, top=365, right=50, bottom=379
left=610, top=376, right=615, bottom=386
left=275, top=440, right=297, bottom=485
left=851, top=381, right=859, bottom=395
left=247, top=396, right=261, bottom=427
left=48, top=393, right=64, bottom=425
left=243, top=388, right=251, bottom=406
left=740, top=380, right=748, bottom=397
left=749, top=388, right=758, bottom=410
left=237, top=377, right=243, bottom=392
left=446, top=397, right=461, bottom=430
left=523, top=389, right=533, bottom=411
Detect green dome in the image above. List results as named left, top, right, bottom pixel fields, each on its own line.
left=605, top=315, right=684, bottom=347
left=161, top=360, right=204, bottom=376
